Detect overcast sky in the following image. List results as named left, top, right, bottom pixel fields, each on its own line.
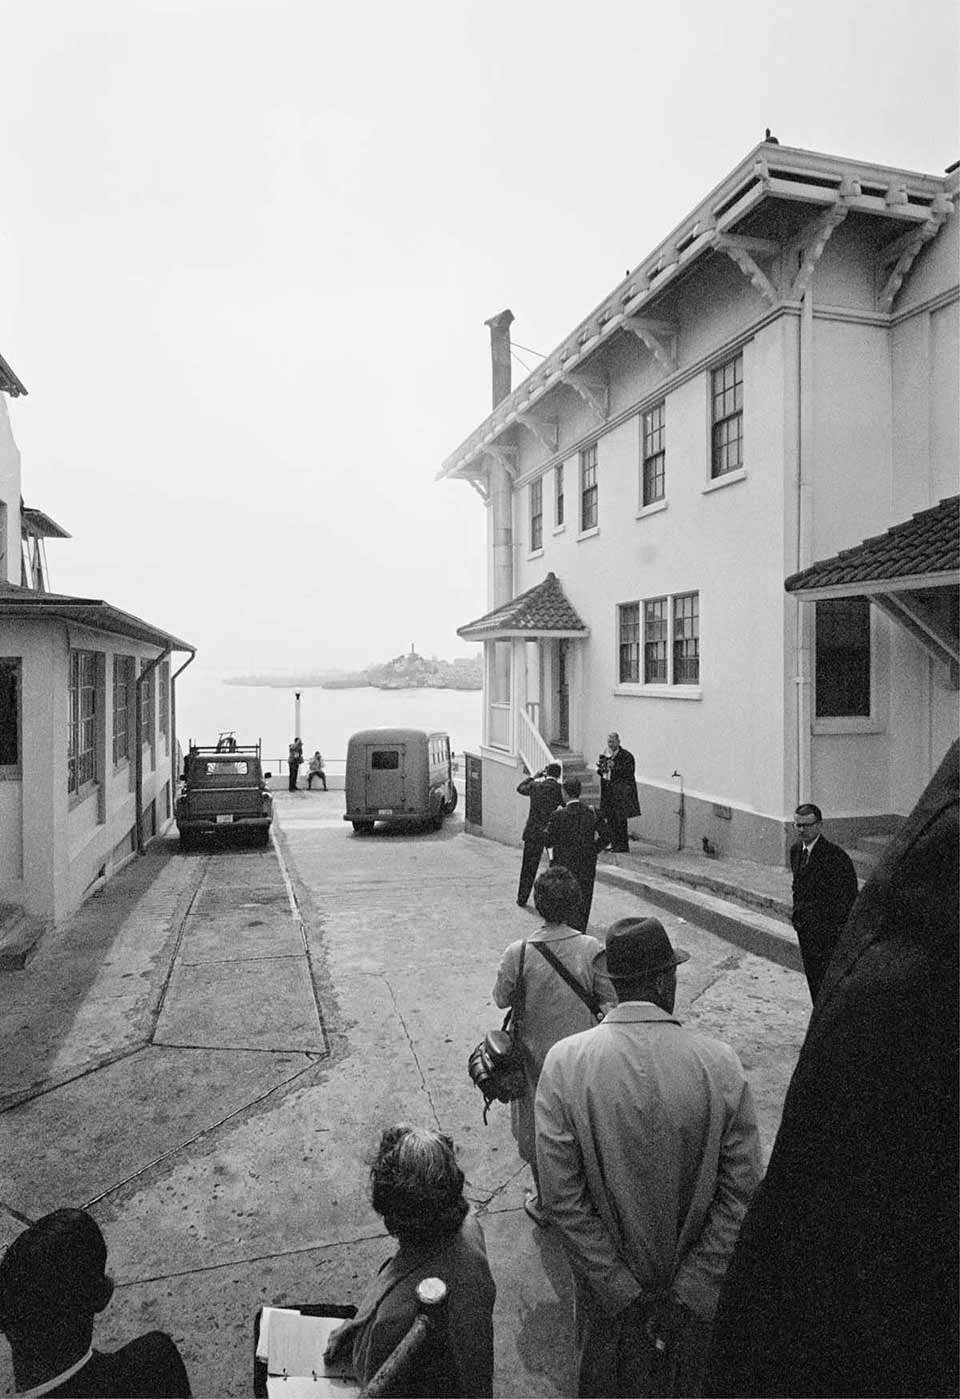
left=1, top=0, right=956, bottom=672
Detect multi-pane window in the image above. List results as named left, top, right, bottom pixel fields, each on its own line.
left=530, top=477, right=543, bottom=552
left=159, top=660, right=170, bottom=750
left=673, top=593, right=700, bottom=684
left=711, top=352, right=743, bottom=477
left=112, top=655, right=133, bottom=765
left=618, top=604, right=640, bottom=683
left=619, top=593, right=701, bottom=687
left=0, top=658, right=21, bottom=770
left=642, top=403, right=666, bottom=505
left=555, top=464, right=564, bottom=527
left=580, top=444, right=598, bottom=531
left=643, top=599, right=668, bottom=682
left=816, top=598, right=870, bottom=717
left=140, top=662, right=155, bottom=746
left=68, top=650, right=98, bottom=794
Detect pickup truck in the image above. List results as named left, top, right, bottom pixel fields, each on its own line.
left=176, top=741, right=273, bottom=849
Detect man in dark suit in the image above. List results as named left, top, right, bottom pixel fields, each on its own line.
left=707, top=742, right=958, bottom=1399
left=516, top=763, right=564, bottom=906
left=598, top=732, right=641, bottom=853
left=544, top=775, right=611, bottom=931
left=789, top=803, right=859, bottom=1001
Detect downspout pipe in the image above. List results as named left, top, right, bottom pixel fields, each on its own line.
left=170, top=648, right=197, bottom=784
left=794, top=291, right=814, bottom=811
left=135, top=649, right=170, bottom=855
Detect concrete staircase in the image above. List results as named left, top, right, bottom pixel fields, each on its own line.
left=551, top=750, right=601, bottom=802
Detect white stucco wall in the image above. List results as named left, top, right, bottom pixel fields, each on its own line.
left=0, top=395, right=22, bottom=584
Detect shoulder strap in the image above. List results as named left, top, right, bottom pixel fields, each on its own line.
left=504, top=940, right=527, bottom=1038
left=531, top=941, right=604, bottom=1020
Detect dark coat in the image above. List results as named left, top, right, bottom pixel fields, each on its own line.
left=599, top=746, right=641, bottom=820
left=706, top=741, right=959, bottom=1399
left=544, top=800, right=610, bottom=885
left=517, top=775, right=564, bottom=841
left=790, top=834, right=859, bottom=997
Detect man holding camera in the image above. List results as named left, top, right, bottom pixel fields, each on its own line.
left=598, top=732, right=641, bottom=853
left=516, top=763, right=564, bottom=906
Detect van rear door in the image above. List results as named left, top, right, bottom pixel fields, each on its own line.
left=364, top=741, right=406, bottom=813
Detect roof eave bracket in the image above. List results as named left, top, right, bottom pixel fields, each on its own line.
left=714, top=233, right=780, bottom=308
left=623, top=315, right=678, bottom=375
left=562, top=369, right=609, bottom=422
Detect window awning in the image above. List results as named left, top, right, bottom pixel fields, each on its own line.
left=458, top=571, right=589, bottom=642
left=785, top=496, right=959, bottom=668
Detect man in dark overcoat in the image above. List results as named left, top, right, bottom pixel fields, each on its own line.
left=515, top=763, right=564, bottom=906
left=544, top=775, right=611, bottom=931
left=706, top=741, right=958, bottom=1399
left=598, top=732, right=641, bottom=853
left=789, top=803, right=859, bottom=1001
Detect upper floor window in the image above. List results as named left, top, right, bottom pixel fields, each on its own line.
left=530, top=477, right=543, bottom=552
left=0, top=658, right=21, bottom=773
left=112, top=655, right=134, bottom=766
left=642, top=403, right=665, bottom=505
left=815, top=597, right=870, bottom=717
left=619, top=592, right=701, bottom=688
left=159, top=660, right=171, bottom=751
left=555, top=463, right=564, bottom=528
left=580, top=444, right=598, bottom=532
left=711, top=352, right=743, bottom=478
left=140, top=662, right=155, bottom=745
left=68, top=650, right=98, bottom=795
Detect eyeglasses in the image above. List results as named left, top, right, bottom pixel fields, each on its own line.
left=794, top=819, right=819, bottom=828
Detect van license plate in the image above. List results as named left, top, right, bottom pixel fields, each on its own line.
left=216, top=815, right=233, bottom=824
left=378, top=808, right=393, bottom=815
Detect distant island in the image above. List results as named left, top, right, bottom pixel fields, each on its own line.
left=225, top=647, right=482, bottom=692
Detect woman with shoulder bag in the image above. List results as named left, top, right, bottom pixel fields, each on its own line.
left=492, top=865, right=615, bottom=1225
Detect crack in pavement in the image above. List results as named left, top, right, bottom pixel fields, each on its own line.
left=469, top=1163, right=529, bottom=1214
left=114, top=1228, right=393, bottom=1288
left=686, top=954, right=745, bottom=1010
left=380, top=975, right=441, bottom=1130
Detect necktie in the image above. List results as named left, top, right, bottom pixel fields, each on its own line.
left=800, top=845, right=810, bottom=870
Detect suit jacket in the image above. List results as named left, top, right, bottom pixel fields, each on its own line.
left=544, top=800, right=610, bottom=884
left=789, top=834, right=858, bottom=940
left=517, top=774, right=564, bottom=841
left=707, top=741, right=959, bottom=1398
left=599, top=747, right=642, bottom=820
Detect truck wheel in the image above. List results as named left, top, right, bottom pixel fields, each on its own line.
left=352, top=820, right=374, bottom=834
left=179, top=831, right=194, bottom=852
left=254, top=828, right=271, bottom=848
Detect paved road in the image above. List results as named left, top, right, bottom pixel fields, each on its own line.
left=0, top=791, right=809, bottom=1397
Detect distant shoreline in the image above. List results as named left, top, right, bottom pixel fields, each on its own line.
left=223, top=678, right=481, bottom=692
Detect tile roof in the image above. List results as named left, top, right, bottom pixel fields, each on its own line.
left=785, top=496, right=960, bottom=592
left=0, top=351, right=27, bottom=397
left=458, top=572, right=588, bottom=638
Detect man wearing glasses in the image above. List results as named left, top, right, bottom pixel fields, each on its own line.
left=790, top=804, right=859, bottom=1002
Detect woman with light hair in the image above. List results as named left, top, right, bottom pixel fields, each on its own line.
left=324, top=1125, right=495, bottom=1396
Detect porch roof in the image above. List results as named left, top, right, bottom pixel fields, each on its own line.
left=784, top=496, right=959, bottom=597
left=0, top=350, right=27, bottom=397
left=457, top=571, right=589, bottom=640
left=0, top=582, right=194, bottom=652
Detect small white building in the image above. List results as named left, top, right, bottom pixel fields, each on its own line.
left=0, top=356, right=195, bottom=931
left=440, top=140, right=959, bottom=864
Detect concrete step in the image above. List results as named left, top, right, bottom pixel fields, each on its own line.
left=0, top=905, right=43, bottom=971
left=594, top=861, right=802, bottom=974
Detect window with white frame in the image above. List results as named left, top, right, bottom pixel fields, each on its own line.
left=530, top=477, right=543, bottom=552
left=642, top=403, right=665, bottom=505
left=113, top=655, right=133, bottom=766
left=580, top=444, right=598, bottom=531
left=710, top=352, right=743, bottom=477
left=159, top=660, right=170, bottom=751
left=68, top=650, right=98, bottom=795
left=815, top=597, right=870, bottom=717
left=0, top=658, right=21, bottom=773
left=555, top=463, right=564, bottom=527
left=618, top=592, right=700, bottom=687
left=140, top=661, right=155, bottom=746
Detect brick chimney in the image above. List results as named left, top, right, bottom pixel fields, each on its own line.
left=484, top=309, right=514, bottom=409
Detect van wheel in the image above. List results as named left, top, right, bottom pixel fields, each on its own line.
left=352, top=820, right=374, bottom=834
left=179, top=831, right=194, bottom=852
left=444, top=786, right=458, bottom=814
left=254, top=828, right=271, bottom=848
left=431, top=809, right=444, bottom=831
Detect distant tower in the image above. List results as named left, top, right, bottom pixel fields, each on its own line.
left=410, top=641, right=415, bottom=655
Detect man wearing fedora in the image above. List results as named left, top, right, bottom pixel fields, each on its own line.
left=535, top=917, right=761, bottom=1398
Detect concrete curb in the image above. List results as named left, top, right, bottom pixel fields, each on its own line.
left=595, top=864, right=802, bottom=973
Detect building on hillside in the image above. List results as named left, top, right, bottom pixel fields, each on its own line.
left=0, top=355, right=195, bottom=930
left=439, top=140, right=959, bottom=864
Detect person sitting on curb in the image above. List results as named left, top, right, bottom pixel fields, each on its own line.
left=307, top=751, right=327, bottom=790
left=0, top=1209, right=191, bottom=1398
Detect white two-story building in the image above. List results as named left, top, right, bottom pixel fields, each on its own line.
left=1, top=353, right=195, bottom=933
left=440, top=140, right=959, bottom=864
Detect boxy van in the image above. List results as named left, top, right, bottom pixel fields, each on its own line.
left=343, top=728, right=458, bottom=833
